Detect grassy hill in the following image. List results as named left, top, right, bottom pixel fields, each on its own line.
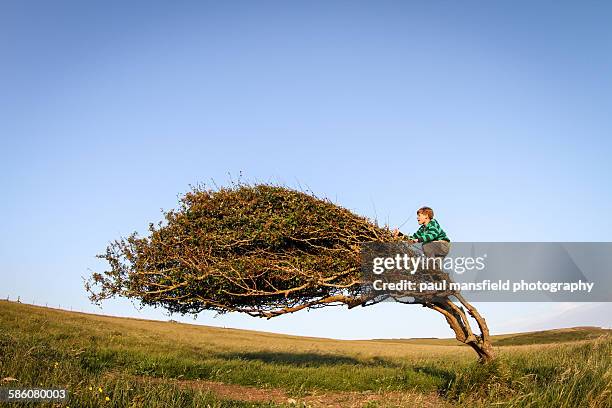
left=373, top=326, right=610, bottom=347
left=1, top=300, right=610, bottom=407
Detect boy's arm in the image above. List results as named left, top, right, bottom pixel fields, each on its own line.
left=393, top=229, right=416, bottom=243
left=409, top=226, right=425, bottom=242
left=418, top=222, right=441, bottom=243
left=394, top=228, right=419, bottom=242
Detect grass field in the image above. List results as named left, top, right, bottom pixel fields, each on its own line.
left=1, top=300, right=610, bottom=407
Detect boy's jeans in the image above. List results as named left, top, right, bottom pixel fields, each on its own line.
left=423, top=240, right=451, bottom=259
left=411, top=241, right=451, bottom=267
left=412, top=241, right=450, bottom=270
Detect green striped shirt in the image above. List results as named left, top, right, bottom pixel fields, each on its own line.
left=410, top=219, right=450, bottom=243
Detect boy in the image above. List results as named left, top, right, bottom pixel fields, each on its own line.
left=394, top=206, right=451, bottom=260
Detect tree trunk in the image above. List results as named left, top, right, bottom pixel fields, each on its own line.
left=423, top=294, right=495, bottom=363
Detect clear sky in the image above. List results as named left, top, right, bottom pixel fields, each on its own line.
left=1, top=1, right=611, bottom=339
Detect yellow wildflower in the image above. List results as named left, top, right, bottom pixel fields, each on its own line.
left=105, top=396, right=110, bottom=401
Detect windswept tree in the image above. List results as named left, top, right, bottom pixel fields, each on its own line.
left=86, top=183, right=495, bottom=362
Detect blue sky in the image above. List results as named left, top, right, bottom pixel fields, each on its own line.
left=1, top=1, right=611, bottom=339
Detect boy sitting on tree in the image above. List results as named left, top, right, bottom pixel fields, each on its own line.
left=394, top=206, right=451, bottom=260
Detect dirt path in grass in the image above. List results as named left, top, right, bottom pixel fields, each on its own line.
left=130, top=374, right=454, bottom=407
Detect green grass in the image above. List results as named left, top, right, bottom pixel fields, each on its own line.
left=1, top=300, right=610, bottom=407
left=445, top=338, right=611, bottom=407
left=373, top=327, right=611, bottom=347
left=492, top=327, right=610, bottom=346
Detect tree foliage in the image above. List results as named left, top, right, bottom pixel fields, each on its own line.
left=87, top=183, right=398, bottom=314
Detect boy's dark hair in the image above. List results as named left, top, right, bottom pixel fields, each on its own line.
left=417, top=206, right=434, bottom=219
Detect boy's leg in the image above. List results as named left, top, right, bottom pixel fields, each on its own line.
left=409, top=242, right=425, bottom=257
left=422, top=241, right=449, bottom=258
left=422, top=241, right=451, bottom=269
left=438, top=241, right=451, bottom=257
